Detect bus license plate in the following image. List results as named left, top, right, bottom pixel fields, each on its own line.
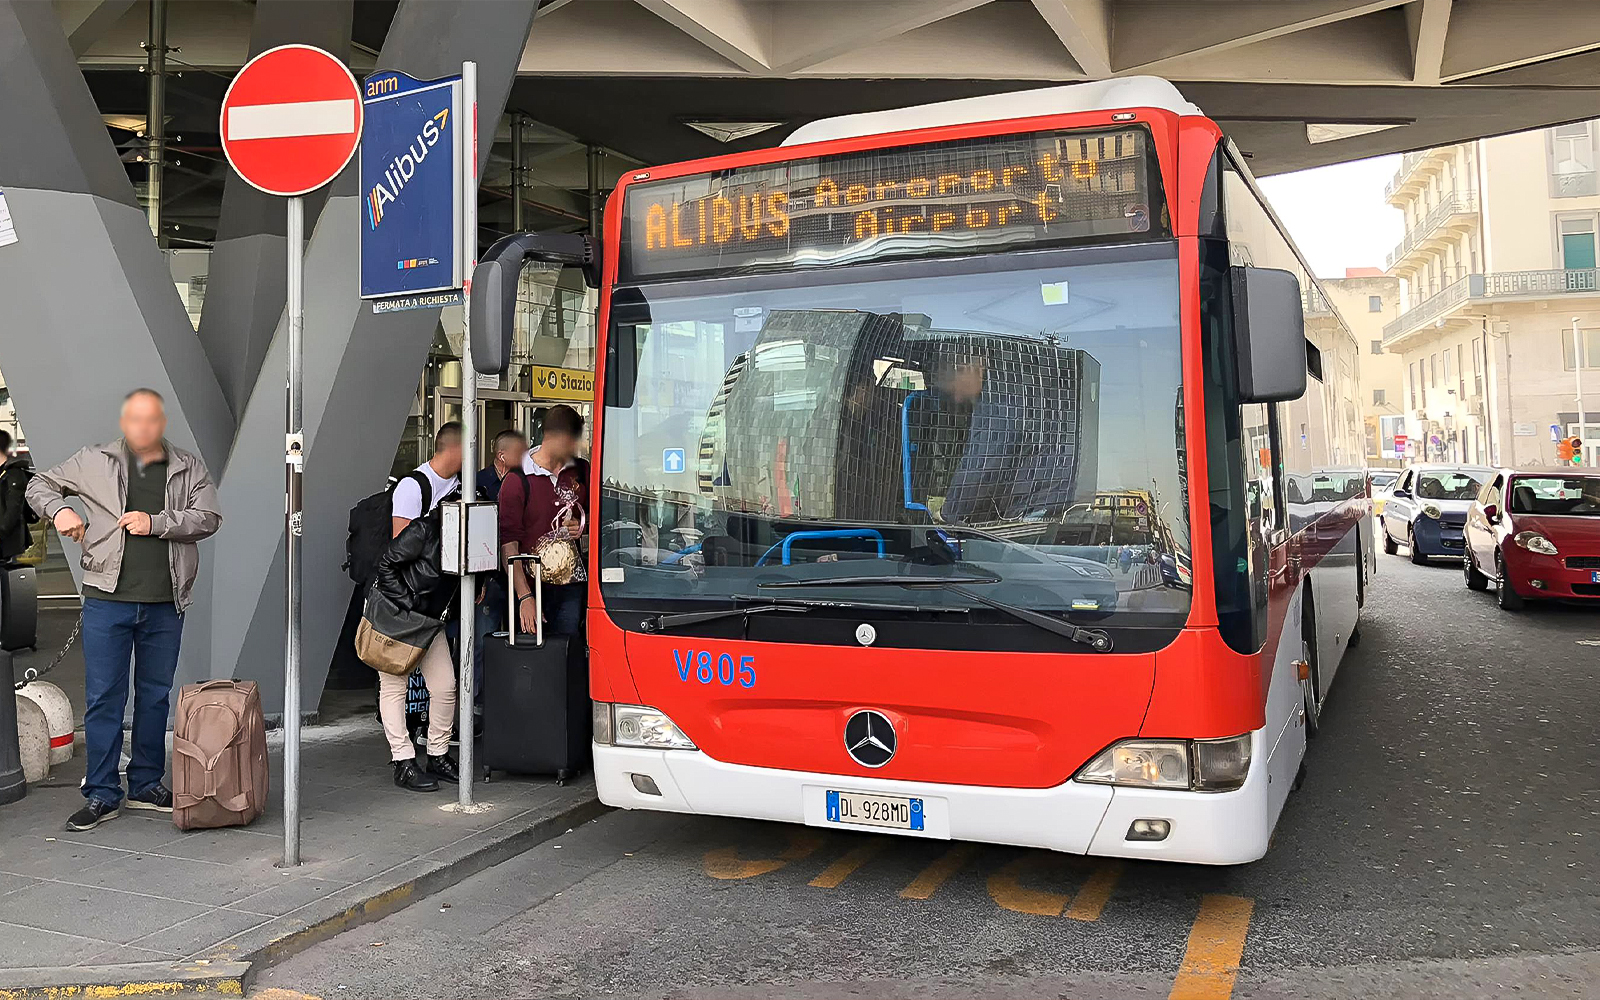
left=826, top=790, right=924, bottom=831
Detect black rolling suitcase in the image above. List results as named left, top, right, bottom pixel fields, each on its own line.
left=0, top=564, right=37, bottom=651
left=481, top=554, right=590, bottom=782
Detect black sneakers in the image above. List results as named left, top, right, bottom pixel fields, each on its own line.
left=65, top=799, right=120, bottom=832
left=393, top=758, right=439, bottom=792
left=426, top=753, right=460, bottom=783
left=126, top=784, right=174, bottom=813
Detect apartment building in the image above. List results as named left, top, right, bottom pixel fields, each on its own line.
left=1382, top=122, right=1600, bottom=468
left=1309, top=269, right=1404, bottom=467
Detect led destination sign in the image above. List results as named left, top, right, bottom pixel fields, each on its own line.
left=621, top=127, right=1164, bottom=280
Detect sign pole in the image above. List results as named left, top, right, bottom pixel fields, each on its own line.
left=458, top=60, right=478, bottom=808
left=283, top=194, right=305, bottom=866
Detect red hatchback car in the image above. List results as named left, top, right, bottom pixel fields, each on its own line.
left=1463, top=468, right=1600, bottom=610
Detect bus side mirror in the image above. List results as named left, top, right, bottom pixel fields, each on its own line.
left=1230, top=265, right=1307, bottom=403
left=469, top=231, right=597, bottom=376
left=469, top=256, right=515, bottom=376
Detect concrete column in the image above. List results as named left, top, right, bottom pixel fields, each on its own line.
left=195, top=0, right=353, bottom=419
left=206, top=0, right=541, bottom=715
left=0, top=0, right=233, bottom=472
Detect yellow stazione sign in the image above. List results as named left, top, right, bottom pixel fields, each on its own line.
left=530, top=365, right=594, bottom=401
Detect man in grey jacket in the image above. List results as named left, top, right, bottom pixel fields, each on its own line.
left=28, top=389, right=222, bottom=831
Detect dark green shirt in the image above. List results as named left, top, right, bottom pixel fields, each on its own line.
left=85, top=454, right=173, bottom=604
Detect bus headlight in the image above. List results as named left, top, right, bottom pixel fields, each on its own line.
left=606, top=704, right=697, bottom=750
left=1075, top=734, right=1252, bottom=792
left=1076, top=740, right=1190, bottom=789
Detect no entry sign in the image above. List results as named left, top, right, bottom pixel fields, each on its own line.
left=220, top=44, right=362, bottom=197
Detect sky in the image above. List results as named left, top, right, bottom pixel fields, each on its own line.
left=1259, top=154, right=1405, bottom=280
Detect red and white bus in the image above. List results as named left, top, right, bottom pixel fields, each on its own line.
left=574, top=78, right=1369, bottom=864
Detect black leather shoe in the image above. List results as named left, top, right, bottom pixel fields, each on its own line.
left=65, top=799, right=120, bottom=831
left=393, top=759, right=439, bottom=792
left=426, top=753, right=460, bottom=783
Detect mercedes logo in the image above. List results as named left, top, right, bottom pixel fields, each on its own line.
left=843, top=710, right=897, bottom=768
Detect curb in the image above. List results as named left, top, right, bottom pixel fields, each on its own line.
left=0, top=961, right=251, bottom=999
left=0, top=795, right=608, bottom=998
left=245, top=795, right=609, bottom=968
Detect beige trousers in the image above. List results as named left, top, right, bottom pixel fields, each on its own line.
left=377, top=633, right=457, bottom=760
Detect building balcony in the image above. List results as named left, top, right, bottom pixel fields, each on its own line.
left=1385, top=149, right=1449, bottom=205
left=1385, top=192, right=1478, bottom=272
left=1302, top=284, right=1333, bottom=317
left=1382, top=267, right=1600, bottom=347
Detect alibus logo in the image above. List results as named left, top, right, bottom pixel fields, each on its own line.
left=366, top=107, right=449, bottom=230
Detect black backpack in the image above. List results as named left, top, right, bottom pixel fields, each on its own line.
left=344, top=471, right=430, bottom=585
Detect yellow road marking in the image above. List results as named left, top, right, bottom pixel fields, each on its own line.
left=987, top=854, right=1067, bottom=916
left=899, top=843, right=977, bottom=900
left=988, top=854, right=1123, bottom=919
left=808, top=840, right=887, bottom=888
left=702, top=831, right=823, bottom=880
left=1063, top=860, right=1124, bottom=922
left=1169, top=894, right=1255, bottom=1000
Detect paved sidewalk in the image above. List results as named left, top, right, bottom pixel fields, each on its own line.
left=0, top=716, right=603, bottom=995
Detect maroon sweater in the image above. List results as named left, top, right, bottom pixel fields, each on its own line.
left=497, top=458, right=589, bottom=555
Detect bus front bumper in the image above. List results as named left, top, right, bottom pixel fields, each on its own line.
left=594, top=737, right=1272, bottom=865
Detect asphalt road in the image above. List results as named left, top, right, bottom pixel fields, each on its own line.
left=253, top=544, right=1600, bottom=1000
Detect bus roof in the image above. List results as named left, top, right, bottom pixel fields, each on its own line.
left=781, top=77, right=1203, bottom=147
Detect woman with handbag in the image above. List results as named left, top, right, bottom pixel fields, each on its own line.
left=498, top=405, right=588, bottom=639
left=359, top=505, right=461, bottom=792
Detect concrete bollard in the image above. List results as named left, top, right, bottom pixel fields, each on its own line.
left=16, top=680, right=74, bottom=766
left=0, top=651, right=24, bottom=804
left=15, top=694, right=48, bottom=783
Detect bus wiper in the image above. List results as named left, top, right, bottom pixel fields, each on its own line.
left=639, top=594, right=967, bottom=633
left=759, top=573, right=1000, bottom=589
left=638, top=604, right=809, bottom=633
left=946, top=585, right=1114, bottom=653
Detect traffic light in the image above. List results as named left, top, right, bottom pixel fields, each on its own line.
left=1558, top=437, right=1575, bottom=463
left=1570, top=436, right=1585, bottom=465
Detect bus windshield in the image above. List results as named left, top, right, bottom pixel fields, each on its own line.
left=599, top=242, right=1190, bottom=628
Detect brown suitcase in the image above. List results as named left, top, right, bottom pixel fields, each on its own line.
left=171, top=679, right=269, bottom=831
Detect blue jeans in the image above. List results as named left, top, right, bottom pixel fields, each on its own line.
left=81, top=598, right=183, bottom=807
left=545, top=582, right=585, bottom=638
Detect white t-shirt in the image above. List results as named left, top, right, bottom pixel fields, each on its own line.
left=391, top=462, right=459, bottom=522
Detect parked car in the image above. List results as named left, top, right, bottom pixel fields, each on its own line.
left=1463, top=468, right=1600, bottom=609
left=1380, top=464, right=1494, bottom=563
left=1369, top=470, right=1399, bottom=517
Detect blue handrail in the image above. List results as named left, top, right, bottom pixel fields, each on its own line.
left=755, top=529, right=887, bottom=566
left=901, top=391, right=927, bottom=512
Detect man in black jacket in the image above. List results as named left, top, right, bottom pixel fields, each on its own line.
left=372, top=508, right=459, bottom=792
left=0, top=431, right=33, bottom=563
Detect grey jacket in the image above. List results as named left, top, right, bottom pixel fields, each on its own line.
left=27, top=439, right=221, bottom=611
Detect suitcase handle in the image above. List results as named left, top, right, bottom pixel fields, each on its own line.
left=506, top=553, right=543, bottom=649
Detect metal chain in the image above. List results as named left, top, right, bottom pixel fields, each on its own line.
left=14, top=613, right=82, bottom=690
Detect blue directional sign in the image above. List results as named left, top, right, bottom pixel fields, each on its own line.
left=359, top=70, right=464, bottom=304
left=663, top=448, right=686, bottom=474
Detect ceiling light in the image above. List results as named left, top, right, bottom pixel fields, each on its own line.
left=683, top=121, right=785, bottom=143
